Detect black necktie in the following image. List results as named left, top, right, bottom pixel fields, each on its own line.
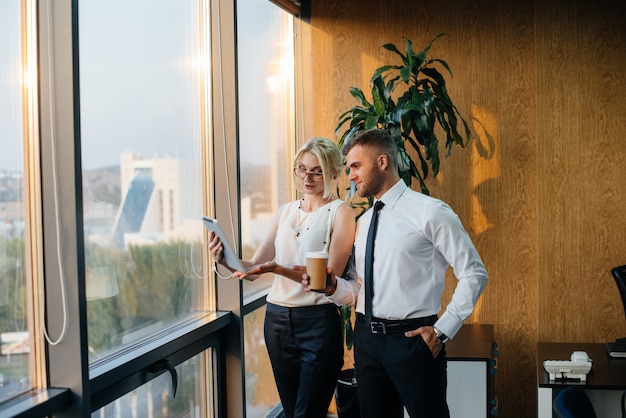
left=365, top=200, right=385, bottom=324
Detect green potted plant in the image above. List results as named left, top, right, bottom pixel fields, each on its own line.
left=337, top=33, right=470, bottom=196
left=333, top=33, right=471, bottom=418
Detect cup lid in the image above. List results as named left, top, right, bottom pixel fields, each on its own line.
left=306, top=251, right=329, bottom=259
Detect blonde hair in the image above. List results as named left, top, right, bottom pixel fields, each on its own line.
left=294, top=137, right=343, bottom=200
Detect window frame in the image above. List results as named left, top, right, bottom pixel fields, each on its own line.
left=0, top=0, right=310, bottom=416
left=232, top=0, right=309, bottom=415
left=0, top=0, right=231, bottom=417
left=38, top=0, right=230, bottom=416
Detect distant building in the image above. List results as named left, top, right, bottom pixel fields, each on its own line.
left=112, top=153, right=201, bottom=249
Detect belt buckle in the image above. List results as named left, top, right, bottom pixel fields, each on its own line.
left=370, top=321, right=386, bottom=334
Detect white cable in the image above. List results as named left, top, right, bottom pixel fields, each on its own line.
left=181, top=2, right=210, bottom=281
left=41, top=0, right=69, bottom=346
left=213, top=261, right=234, bottom=280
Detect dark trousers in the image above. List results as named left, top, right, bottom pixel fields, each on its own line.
left=354, top=315, right=450, bottom=418
left=264, top=302, right=343, bottom=418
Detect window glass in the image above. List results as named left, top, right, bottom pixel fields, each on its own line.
left=244, top=305, right=279, bottom=415
left=79, top=0, right=210, bottom=361
left=237, top=0, right=295, bottom=299
left=0, top=0, right=33, bottom=403
left=92, top=352, right=207, bottom=417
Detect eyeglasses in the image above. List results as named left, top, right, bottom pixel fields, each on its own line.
left=293, top=166, right=324, bottom=182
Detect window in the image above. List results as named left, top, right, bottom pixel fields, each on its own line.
left=0, top=0, right=37, bottom=404
left=92, top=352, right=207, bottom=418
left=1, top=0, right=302, bottom=415
left=244, top=306, right=279, bottom=415
left=236, top=0, right=296, bottom=414
left=237, top=0, right=296, bottom=299
left=79, top=0, right=211, bottom=362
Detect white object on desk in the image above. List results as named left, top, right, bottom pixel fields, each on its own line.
left=543, top=351, right=593, bottom=381
left=537, top=342, right=626, bottom=418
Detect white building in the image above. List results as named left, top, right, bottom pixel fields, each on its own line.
left=113, top=153, right=201, bottom=249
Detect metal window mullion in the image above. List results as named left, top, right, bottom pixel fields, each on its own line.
left=38, top=0, right=90, bottom=416
left=212, top=0, right=245, bottom=417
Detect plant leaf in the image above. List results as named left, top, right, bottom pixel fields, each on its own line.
left=420, top=67, right=447, bottom=88
left=382, top=42, right=404, bottom=57
left=382, top=42, right=408, bottom=67
left=403, top=37, right=415, bottom=69
left=371, top=65, right=399, bottom=82
left=422, top=33, right=446, bottom=56
left=427, top=58, right=453, bottom=77
left=349, top=87, right=372, bottom=107
left=400, top=66, right=412, bottom=83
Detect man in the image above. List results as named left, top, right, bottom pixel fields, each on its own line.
left=306, top=129, right=488, bottom=418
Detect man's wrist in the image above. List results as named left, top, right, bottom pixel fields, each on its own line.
left=325, top=276, right=338, bottom=296
left=433, top=326, right=449, bottom=343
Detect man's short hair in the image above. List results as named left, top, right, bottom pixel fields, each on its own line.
left=341, top=128, right=399, bottom=169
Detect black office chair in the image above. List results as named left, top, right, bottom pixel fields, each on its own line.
left=610, top=266, right=626, bottom=418
left=612, top=265, right=626, bottom=320
left=553, top=386, right=597, bottom=418
left=611, top=265, right=626, bottom=347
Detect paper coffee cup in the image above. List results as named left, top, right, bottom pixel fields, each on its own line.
left=306, top=251, right=329, bottom=290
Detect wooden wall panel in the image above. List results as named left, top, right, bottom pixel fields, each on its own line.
left=536, top=0, right=626, bottom=344
left=309, top=0, right=626, bottom=416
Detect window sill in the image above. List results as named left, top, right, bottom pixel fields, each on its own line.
left=89, top=310, right=231, bottom=411
left=0, top=388, right=71, bottom=418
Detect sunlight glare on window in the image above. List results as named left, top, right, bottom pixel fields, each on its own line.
left=0, top=0, right=33, bottom=404
left=237, top=0, right=295, bottom=299
left=79, top=0, right=210, bottom=362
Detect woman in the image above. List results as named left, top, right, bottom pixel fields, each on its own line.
left=209, top=137, right=355, bottom=418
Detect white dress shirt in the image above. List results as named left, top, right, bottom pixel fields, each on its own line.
left=329, top=179, right=488, bottom=340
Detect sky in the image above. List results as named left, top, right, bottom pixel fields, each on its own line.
left=0, top=0, right=24, bottom=173
left=80, top=0, right=283, bottom=169
left=1, top=0, right=286, bottom=172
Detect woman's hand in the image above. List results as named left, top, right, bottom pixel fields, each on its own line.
left=234, top=261, right=278, bottom=280
left=208, top=231, right=225, bottom=264
left=302, top=267, right=338, bottom=295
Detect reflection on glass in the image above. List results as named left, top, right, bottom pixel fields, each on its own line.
left=79, top=0, right=209, bottom=361
left=0, top=0, right=32, bottom=404
left=92, top=353, right=206, bottom=417
left=244, top=305, right=279, bottom=416
left=237, top=0, right=295, bottom=299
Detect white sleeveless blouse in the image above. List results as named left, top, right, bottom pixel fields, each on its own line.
left=267, top=198, right=343, bottom=307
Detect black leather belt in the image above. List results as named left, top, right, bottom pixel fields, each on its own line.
left=357, top=313, right=437, bottom=334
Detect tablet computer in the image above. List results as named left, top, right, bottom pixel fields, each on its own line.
left=202, top=216, right=246, bottom=272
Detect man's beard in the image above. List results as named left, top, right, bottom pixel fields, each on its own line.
left=357, top=169, right=385, bottom=198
